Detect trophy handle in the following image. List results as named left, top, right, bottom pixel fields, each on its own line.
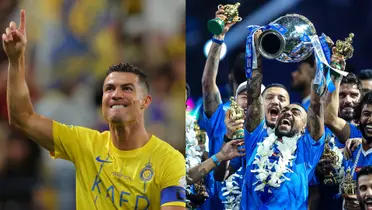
left=334, top=155, right=339, bottom=163
left=218, top=4, right=224, bottom=10
left=234, top=16, right=242, bottom=22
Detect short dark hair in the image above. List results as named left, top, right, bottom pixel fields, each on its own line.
left=354, top=91, right=372, bottom=120
left=299, top=54, right=315, bottom=68
left=357, top=165, right=372, bottom=185
left=292, top=102, right=307, bottom=112
left=341, top=72, right=363, bottom=95
left=230, top=53, right=246, bottom=85
left=358, top=69, right=372, bottom=80
left=106, top=63, right=150, bottom=93
left=262, top=83, right=289, bottom=96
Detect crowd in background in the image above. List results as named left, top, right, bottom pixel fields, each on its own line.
left=0, top=0, right=185, bottom=209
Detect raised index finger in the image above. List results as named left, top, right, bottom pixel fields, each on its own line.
left=19, top=10, right=26, bottom=34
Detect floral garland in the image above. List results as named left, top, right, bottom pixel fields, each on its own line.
left=185, top=114, right=208, bottom=209
left=329, top=136, right=344, bottom=182
left=185, top=114, right=202, bottom=170
left=251, top=132, right=300, bottom=192
left=221, top=167, right=244, bottom=210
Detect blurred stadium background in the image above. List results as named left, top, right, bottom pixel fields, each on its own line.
left=186, top=0, right=372, bottom=113
left=0, top=0, right=185, bottom=209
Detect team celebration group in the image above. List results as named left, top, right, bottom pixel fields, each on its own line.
left=185, top=5, right=372, bottom=210
left=2, top=2, right=372, bottom=210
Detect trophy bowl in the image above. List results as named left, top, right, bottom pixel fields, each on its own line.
left=257, top=14, right=317, bottom=63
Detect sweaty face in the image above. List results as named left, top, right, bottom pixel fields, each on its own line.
left=101, top=72, right=150, bottom=125
left=291, top=63, right=314, bottom=91
left=263, top=87, right=290, bottom=128
left=357, top=174, right=372, bottom=210
left=360, top=104, right=372, bottom=144
left=339, top=84, right=361, bottom=122
left=275, top=104, right=307, bottom=138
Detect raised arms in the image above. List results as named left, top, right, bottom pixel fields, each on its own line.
left=202, top=8, right=235, bottom=117
left=188, top=139, right=244, bottom=184
left=202, top=41, right=223, bottom=117
left=324, top=55, right=350, bottom=143
left=3, top=10, right=54, bottom=151
left=245, top=38, right=264, bottom=132
left=307, top=79, right=325, bottom=141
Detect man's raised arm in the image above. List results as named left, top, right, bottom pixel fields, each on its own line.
left=324, top=55, right=350, bottom=143
left=307, top=80, right=325, bottom=141
left=202, top=8, right=235, bottom=117
left=3, top=10, right=53, bottom=151
left=245, top=43, right=264, bottom=132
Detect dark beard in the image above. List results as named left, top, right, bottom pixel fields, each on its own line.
left=291, top=83, right=305, bottom=92
left=275, top=126, right=297, bottom=138
left=358, top=197, right=367, bottom=210
left=339, top=112, right=354, bottom=122
left=360, top=123, right=372, bottom=144
left=266, top=119, right=276, bottom=129
left=339, top=107, right=355, bottom=122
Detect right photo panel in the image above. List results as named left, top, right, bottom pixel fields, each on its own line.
left=186, top=1, right=372, bottom=210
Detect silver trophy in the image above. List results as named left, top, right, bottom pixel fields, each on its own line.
left=257, top=14, right=317, bottom=63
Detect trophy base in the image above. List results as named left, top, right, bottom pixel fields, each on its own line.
left=208, top=18, right=225, bottom=35
left=323, top=175, right=337, bottom=186
left=232, top=129, right=244, bottom=140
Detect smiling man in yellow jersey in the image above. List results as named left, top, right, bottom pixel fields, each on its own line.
left=2, top=10, right=186, bottom=210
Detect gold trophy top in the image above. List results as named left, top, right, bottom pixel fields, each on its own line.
left=322, top=136, right=339, bottom=165
left=228, top=96, right=244, bottom=121
left=194, top=121, right=207, bottom=145
left=218, top=2, right=242, bottom=23
left=342, top=167, right=357, bottom=195
left=334, top=33, right=355, bottom=59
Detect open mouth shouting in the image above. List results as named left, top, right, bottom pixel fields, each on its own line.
left=268, top=106, right=280, bottom=122
left=364, top=198, right=372, bottom=210
left=278, top=116, right=292, bottom=131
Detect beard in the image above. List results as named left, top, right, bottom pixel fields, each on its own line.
left=275, top=126, right=298, bottom=138
left=358, top=196, right=372, bottom=210
left=339, top=105, right=355, bottom=122
left=358, top=198, right=366, bottom=210
left=291, top=82, right=305, bottom=92
left=266, top=119, right=276, bottom=129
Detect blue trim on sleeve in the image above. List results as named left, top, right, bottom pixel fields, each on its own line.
left=160, top=186, right=186, bottom=205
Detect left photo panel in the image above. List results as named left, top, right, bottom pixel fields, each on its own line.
left=0, top=1, right=186, bottom=210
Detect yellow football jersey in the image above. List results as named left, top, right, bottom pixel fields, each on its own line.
left=50, top=121, right=186, bottom=209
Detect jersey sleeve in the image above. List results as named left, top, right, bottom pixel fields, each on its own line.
left=298, top=131, right=325, bottom=177
left=159, top=151, right=186, bottom=207
left=245, top=120, right=266, bottom=157
left=335, top=123, right=362, bottom=148
left=229, top=156, right=243, bottom=172
left=349, top=123, right=362, bottom=139
left=50, top=121, right=96, bottom=162
left=198, top=104, right=226, bottom=156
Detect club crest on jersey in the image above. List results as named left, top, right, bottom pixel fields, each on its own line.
left=139, top=162, right=154, bottom=183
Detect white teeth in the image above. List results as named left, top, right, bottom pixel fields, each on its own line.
left=367, top=125, right=372, bottom=129
left=112, top=105, right=125, bottom=109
